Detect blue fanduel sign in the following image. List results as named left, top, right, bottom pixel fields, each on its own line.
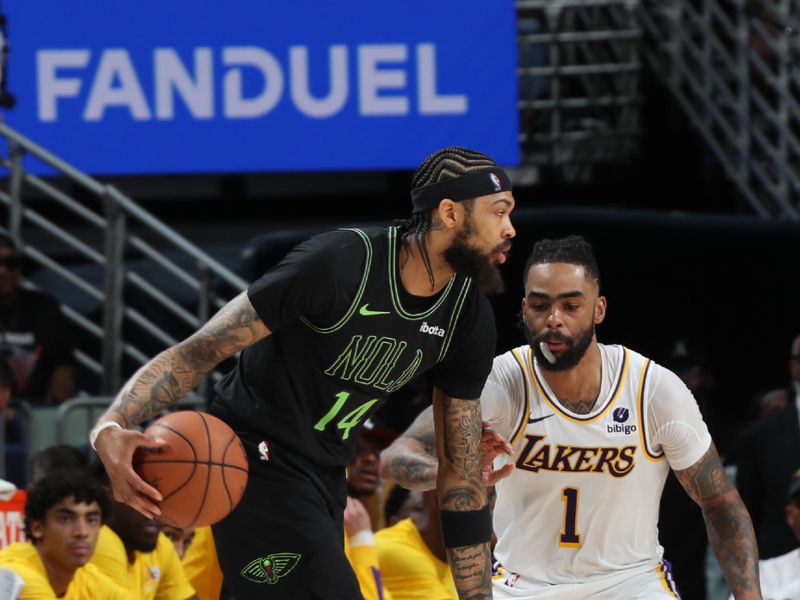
left=2, top=1, right=519, bottom=175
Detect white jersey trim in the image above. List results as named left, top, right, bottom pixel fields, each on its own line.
left=530, top=346, right=630, bottom=424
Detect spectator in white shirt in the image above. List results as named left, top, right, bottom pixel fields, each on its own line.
left=732, top=469, right=800, bottom=600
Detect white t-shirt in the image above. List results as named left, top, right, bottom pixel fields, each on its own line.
left=483, top=344, right=712, bottom=590
left=728, top=548, right=800, bottom=600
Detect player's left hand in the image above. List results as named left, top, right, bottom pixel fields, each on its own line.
left=481, top=422, right=515, bottom=485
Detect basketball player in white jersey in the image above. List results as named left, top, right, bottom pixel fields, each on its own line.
left=381, top=236, right=762, bottom=599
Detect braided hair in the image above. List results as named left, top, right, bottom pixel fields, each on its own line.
left=398, top=146, right=499, bottom=289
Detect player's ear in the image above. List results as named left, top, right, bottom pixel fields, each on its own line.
left=594, top=296, right=606, bottom=324
left=436, top=199, right=459, bottom=229
left=29, top=519, right=44, bottom=541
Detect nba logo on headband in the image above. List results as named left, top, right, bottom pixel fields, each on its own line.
left=489, top=173, right=502, bottom=192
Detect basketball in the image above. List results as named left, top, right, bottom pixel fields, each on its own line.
left=133, top=411, right=249, bottom=529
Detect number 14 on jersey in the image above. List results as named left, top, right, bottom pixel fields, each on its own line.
left=314, top=391, right=378, bottom=440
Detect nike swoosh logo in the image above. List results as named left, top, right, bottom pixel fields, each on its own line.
left=528, top=414, right=554, bottom=424
left=359, top=303, right=390, bottom=317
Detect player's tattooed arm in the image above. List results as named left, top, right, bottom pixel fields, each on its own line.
left=107, top=291, right=270, bottom=427
left=381, top=405, right=516, bottom=491
left=434, top=389, right=492, bottom=600
left=674, top=443, right=762, bottom=600
left=379, top=406, right=438, bottom=491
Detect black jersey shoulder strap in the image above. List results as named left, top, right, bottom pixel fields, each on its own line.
left=437, top=276, right=473, bottom=362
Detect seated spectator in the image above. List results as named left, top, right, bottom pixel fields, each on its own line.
left=180, top=526, right=224, bottom=600
left=0, top=359, right=26, bottom=486
left=0, top=469, right=129, bottom=599
left=28, top=444, right=89, bottom=484
left=0, top=234, right=76, bottom=404
left=90, top=463, right=196, bottom=600
left=345, top=423, right=396, bottom=600
left=383, top=485, right=424, bottom=528
left=376, top=488, right=456, bottom=600
left=161, top=527, right=195, bottom=561
left=729, top=468, right=800, bottom=600
left=344, top=496, right=391, bottom=600
left=754, top=388, right=789, bottom=420
left=736, top=334, right=800, bottom=559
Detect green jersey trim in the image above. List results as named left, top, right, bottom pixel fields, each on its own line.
left=437, top=278, right=473, bottom=362
left=388, top=226, right=455, bottom=320
left=299, top=228, right=373, bottom=334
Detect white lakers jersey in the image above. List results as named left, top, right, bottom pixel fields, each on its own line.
left=483, top=343, right=711, bottom=591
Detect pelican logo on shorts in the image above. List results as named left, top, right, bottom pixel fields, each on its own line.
left=489, top=172, right=502, bottom=192
left=607, top=407, right=637, bottom=436
left=258, top=440, right=270, bottom=462
left=240, top=553, right=301, bottom=584
left=419, top=321, right=445, bottom=337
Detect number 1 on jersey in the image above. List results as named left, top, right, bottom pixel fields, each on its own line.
left=560, top=487, right=581, bottom=548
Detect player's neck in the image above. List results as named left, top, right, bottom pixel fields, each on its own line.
left=398, top=238, right=454, bottom=296
left=540, top=343, right=603, bottom=415
left=38, top=548, right=76, bottom=596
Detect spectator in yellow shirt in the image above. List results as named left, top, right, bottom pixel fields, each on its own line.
left=167, top=525, right=224, bottom=600
left=0, top=470, right=130, bottom=599
left=383, top=485, right=425, bottom=528
left=161, top=526, right=196, bottom=560
left=376, top=488, right=457, bottom=600
left=90, top=464, right=196, bottom=600
left=344, top=423, right=396, bottom=600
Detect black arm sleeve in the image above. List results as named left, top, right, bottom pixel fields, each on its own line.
left=432, top=292, right=496, bottom=400
left=247, top=230, right=366, bottom=332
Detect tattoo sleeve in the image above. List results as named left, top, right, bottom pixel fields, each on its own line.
left=107, top=291, right=268, bottom=427
left=379, top=406, right=438, bottom=491
left=674, top=443, right=762, bottom=599
left=434, top=388, right=492, bottom=600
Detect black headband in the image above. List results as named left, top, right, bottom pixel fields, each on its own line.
left=410, top=168, right=512, bottom=213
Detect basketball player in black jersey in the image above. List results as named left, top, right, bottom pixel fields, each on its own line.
left=91, top=146, right=517, bottom=599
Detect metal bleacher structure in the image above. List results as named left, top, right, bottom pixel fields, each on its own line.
left=520, top=0, right=800, bottom=220
left=0, top=122, right=248, bottom=478
left=1, top=0, right=797, bottom=477
left=516, top=0, right=643, bottom=181
left=640, top=0, right=800, bottom=220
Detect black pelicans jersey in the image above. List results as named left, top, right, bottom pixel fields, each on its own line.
left=214, top=226, right=496, bottom=466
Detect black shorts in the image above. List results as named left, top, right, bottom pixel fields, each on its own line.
left=210, top=402, right=363, bottom=600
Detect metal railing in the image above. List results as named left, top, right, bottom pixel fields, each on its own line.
left=516, top=0, right=642, bottom=177
left=0, top=123, right=248, bottom=394
left=54, top=394, right=207, bottom=445
left=0, top=395, right=207, bottom=482
left=640, top=0, right=800, bottom=219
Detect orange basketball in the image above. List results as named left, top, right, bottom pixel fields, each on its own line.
left=133, top=411, right=249, bottom=529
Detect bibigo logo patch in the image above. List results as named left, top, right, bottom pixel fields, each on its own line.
left=607, top=407, right=637, bottom=436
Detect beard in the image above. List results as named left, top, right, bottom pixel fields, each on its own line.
left=443, top=220, right=506, bottom=295
left=527, top=322, right=595, bottom=372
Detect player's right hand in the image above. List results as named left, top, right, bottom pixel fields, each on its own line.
left=93, top=423, right=166, bottom=519
left=481, top=422, right=515, bottom=486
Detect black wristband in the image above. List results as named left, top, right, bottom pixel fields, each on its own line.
left=440, top=504, right=492, bottom=548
